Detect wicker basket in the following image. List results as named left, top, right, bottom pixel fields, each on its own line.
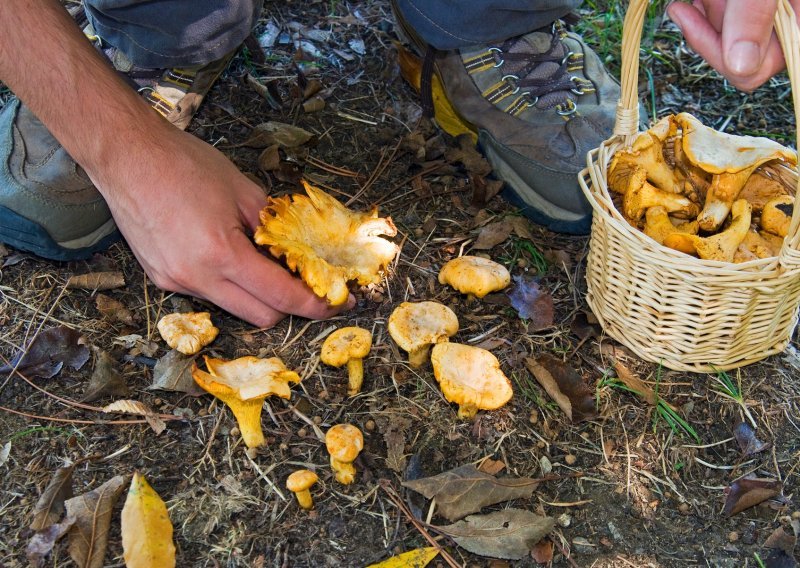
left=579, top=0, right=800, bottom=372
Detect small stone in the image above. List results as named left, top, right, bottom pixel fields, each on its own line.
left=536, top=440, right=546, bottom=449
left=230, top=426, right=241, bottom=438
left=557, top=513, right=571, bottom=528
left=245, top=447, right=258, bottom=459
left=728, top=531, right=739, bottom=543
left=742, top=521, right=757, bottom=545
left=678, top=503, right=690, bottom=515
left=279, top=442, right=289, bottom=451
left=528, top=411, right=538, bottom=424
left=297, top=427, right=308, bottom=438
left=792, top=511, right=800, bottom=519
left=539, top=456, right=552, bottom=475
left=312, top=415, right=323, bottom=425
left=365, top=419, right=376, bottom=431
left=571, top=537, right=595, bottom=554
left=564, top=454, right=577, bottom=465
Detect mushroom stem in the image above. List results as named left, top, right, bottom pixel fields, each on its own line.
left=330, top=458, right=356, bottom=484
left=294, top=489, right=314, bottom=510
left=224, top=396, right=266, bottom=448
left=408, top=345, right=431, bottom=368
left=457, top=403, right=478, bottom=420
left=346, top=359, right=364, bottom=396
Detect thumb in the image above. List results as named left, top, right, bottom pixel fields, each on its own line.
left=721, top=0, right=778, bottom=76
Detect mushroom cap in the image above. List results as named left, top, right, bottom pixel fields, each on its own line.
left=286, top=469, right=319, bottom=492
left=676, top=112, right=797, bottom=174
left=622, top=167, right=699, bottom=221
left=387, top=301, right=459, bottom=354
left=157, top=312, right=219, bottom=355
left=430, top=342, right=513, bottom=412
left=254, top=180, right=400, bottom=306
left=609, top=115, right=678, bottom=193
left=325, top=424, right=364, bottom=463
left=438, top=256, right=511, bottom=298
left=760, top=194, right=794, bottom=237
left=193, top=355, right=301, bottom=400
left=320, top=327, right=372, bottom=367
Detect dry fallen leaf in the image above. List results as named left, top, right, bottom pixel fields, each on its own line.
left=31, top=464, right=75, bottom=531
left=83, top=350, right=130, bottom=402
left=64, top=475, right=126, bottom=568
left=402, top=464, right=540, bottom=521
left=257, top=144, right=281, bottom=172
left=473, top=220, right=514, bottom=250
left=121, top=472, right=176, bottom=568
left=26, top=514, right=76, bottom=568
left=95, top=293, right=136, bottom=326
left=66, top=271, right=125, bottom=291
left=437, top=509, right=554, bottom=560
left=723, top=476, right=782, bottom=517
left=612, top=358, right=660, bottom=407
left=0, top=326, right=90, bottom=379
left=383, top=415, right=412, bottom=473
left=733, top=422, right=770, bottom=457
left=149, top=350, right=204, bottom=396
left=365, top=547, right=439, bottom=568
left=508, top=275, right=554, bottom=331
left=241, top=121, right=314, bottom=149
left=530, top=538, right=554, bottom=564
left=102, top=400, right=166, bottom=435
left=525, top=355, right=597, bottom=422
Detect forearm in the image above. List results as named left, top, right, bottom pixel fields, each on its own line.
left=0, top=0, right=168, bottom=185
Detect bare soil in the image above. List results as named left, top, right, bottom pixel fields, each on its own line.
left=1, top=1, right=799, bottom=567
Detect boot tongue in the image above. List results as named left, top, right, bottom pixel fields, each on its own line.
left=501, top=31, right=576, bottom=109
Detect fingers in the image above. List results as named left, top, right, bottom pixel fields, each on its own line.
left=204, top=279, right=289, bottom=328
left=719, top=0, right=778, bottom=76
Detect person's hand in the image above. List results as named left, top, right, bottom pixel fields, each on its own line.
left=89, top=122, right=351, bottom=328
left=667, top=0, right=799, bottom=91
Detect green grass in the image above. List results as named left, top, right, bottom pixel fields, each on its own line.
left=710, top=368, right=756, bottom=428
left=9, top=425, right=75, bottom=441
left=499, top=236, right=548, bottom=275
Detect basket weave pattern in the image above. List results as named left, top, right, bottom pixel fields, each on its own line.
left=579, top=0, right=800, bottom=371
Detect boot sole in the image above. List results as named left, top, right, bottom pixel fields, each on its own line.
left=0, top=205, right=121, bottom=261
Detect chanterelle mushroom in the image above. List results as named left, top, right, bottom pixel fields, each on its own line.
left=192, top=355, right=301, bottom=448
left=286, top=470, right=319, bottom=510
left=325, top=424, right=364, bottom=485
left=643, top=206, right=698, bottom=248
left=388, top=301, right=459, bottom=368
left=320, top=327, right=372, bottom=396
left=431, top=343, right=513, bottom=419
left=760, top=195, right=794, bottom=238
left=664, top=199, right=752, bottom=262
left=622, top=166, right=699, bottom=222
left=157, top=312, right=219, bottom=355
left=254, top=180, right=400, bottom=306
left=609, top=115, right=679, bottom=194
left=438, top=256, right=511, bottom=299
left=675, top=112, right=796, bottom=232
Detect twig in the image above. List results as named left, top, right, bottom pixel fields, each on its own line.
left=379, top=480, right=462, bottom=568
left=0, top=403, right=154, bottom=425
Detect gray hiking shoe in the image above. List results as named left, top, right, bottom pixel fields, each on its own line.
left=0, top=46, right=236, bottom=261
left=394, top=9, right=622, bottom=234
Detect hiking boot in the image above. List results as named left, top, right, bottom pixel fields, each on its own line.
left=0, top=41, right=236, bottom=261
left=394, top=6, right=623, bottom=234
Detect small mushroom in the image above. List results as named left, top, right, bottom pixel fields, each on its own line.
left=286, top=470, right=319, bottom=510
left=438, top=256, right=511, bottom=300
left=156, top=312, right=219, bottom=355
left=192, top=355, right=301, bottom=448
left=643, top=205, right=699, bottom=247
left=387, top=301, right=459, bottom=368
left=609, top=116, right=680, bottom=194
left=622, top=166, right=699, bottom=222
left=734, top=230, right=781, bottom=262
left=738, top=170, right=791, bottom=212
left=675, top=112, right=796, bottom=232
left=664, top=199, right=752, bottom=262
left=430, top=342, right=513, bottom=419
left=320, top=327, right=372, bottom=396
left=325, top=424, right=364, bottom=485
left=760, top=195, right=794, bottom=237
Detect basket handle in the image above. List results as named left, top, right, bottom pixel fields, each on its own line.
left=614, top=0, right=800, bottom=257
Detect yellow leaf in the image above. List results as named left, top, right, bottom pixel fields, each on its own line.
left=121, top=472, right=176, bottom=568
left=366, top=546, right=439, bottom=568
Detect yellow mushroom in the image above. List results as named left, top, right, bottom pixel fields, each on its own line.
left=663, top=199, right=752, bottom=262
left=609, top=116, right=680, bottom=194
left=760, top=195, right=794, bottom=238
left=675, top=112, right=796, bottom=232
left=320, top=327, right=372, bottom=396
left=438, top=256, right=511, bottom=300
left=430, top=342, right=513, bottom=420
left=622, top=166, right=700, bottom=222
left=738, top=170, right=791, bottom=212
left=286, top=469, right=319, bottom=510
left=643, top=206, right=699, bottom=247
left=387, top=301, right=459, bottom=368
left=733, top=230, right=781, bottom=262
left=156, top=312, right=219, bottom=355
left=254, top=180, right=400, bottom=306
left=192, top=355, right=301, bottom=448
left=325, top=424, right=364, bottom=485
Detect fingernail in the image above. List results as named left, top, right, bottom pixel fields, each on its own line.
left=728, top=41, right=761, bottom=75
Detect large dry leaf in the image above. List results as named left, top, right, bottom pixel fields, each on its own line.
left=83, top=350, right=130, bottom=402
left=103, top=400, right=166, bottom=435
left=723, top=476, right=782, bottom=516
left=366, top=547, right=439, bottom=568
left=402, top=464, right=539, bottom=521
left=27, top=514, right=76, bottom=568
left=508, top=275, right=554, bottom=331
left=95, top=294, right=136, bottom=326
left=0, top=326, right=90, bottom=379
left=473, top=220, right=514, bottom=250
left=437, top=509, right=555, bottom=560
left=525, top=355, right=597, bottom=422
left=383, top=415, right=411, bottom=473
left=64, top=475, right=126, bottom=568
left=66, top=271, right=125, bottom=291
left=121, top=472, right=176, bottom=568
left=733, top=422, right=770, bottom=457
left=241, top=121, right=313, bottom=149
left=31, top=464, right=75, bottom=530
left=149, top=350, right=204, bottom=396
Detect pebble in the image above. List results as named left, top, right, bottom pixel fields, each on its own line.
left=245, top=447, right=258, bottom=460
left=557, top=513, right=571, bottom=528
left=728, top=531, right=739, bottom=543
left=539, top=456, right=552, bottom=475
left=678, top=503, right=690, bottom=515
left=564, top=454, right=577, bottom=465
left=230, top=426, right=240, bottom=438
left=365, top=419, right=376, bottom=431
